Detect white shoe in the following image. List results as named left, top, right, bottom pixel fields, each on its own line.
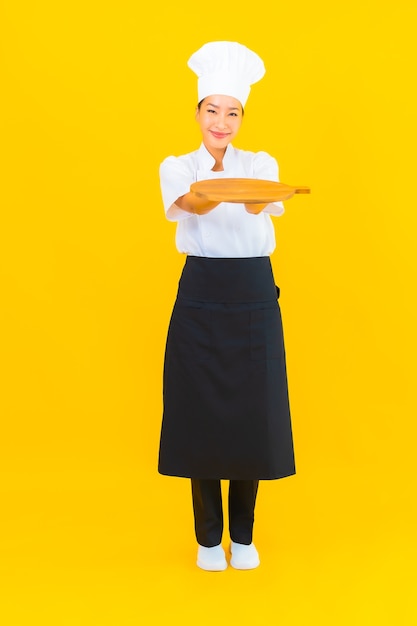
left=197, top=544, right=227, bottom=571
left=230, top=541, right=260, bottom=570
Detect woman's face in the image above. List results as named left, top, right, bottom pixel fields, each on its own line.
left=196, top=95, right=243, bottom=153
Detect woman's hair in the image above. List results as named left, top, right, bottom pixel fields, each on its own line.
left=197, top=99, right=244, bottom=116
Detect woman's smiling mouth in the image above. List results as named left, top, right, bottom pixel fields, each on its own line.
left=210, top=131, right=230, bottom=139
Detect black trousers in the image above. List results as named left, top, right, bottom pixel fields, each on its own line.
left=191, top=479, right=259, bottom=547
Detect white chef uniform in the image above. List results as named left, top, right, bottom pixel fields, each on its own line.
left=160, top=142, right=285, bottom=258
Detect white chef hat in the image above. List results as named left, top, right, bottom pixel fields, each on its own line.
left=187, top=41, right=265, bottom=108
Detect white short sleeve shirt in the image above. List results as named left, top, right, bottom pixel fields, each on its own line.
left=159, top=143, right=284, bottom=258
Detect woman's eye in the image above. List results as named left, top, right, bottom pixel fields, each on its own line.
left=207, top=109, right=216, bottom=114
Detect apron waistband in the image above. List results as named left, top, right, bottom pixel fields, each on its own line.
left=178, top=256, right=278, bottom=303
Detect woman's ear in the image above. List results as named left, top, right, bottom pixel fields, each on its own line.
left=195, top=106, right=200, bottom=121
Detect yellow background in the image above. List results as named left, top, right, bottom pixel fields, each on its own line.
left=1, top=1, right=416, bottom=624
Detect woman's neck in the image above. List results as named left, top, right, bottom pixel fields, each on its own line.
left=205, top=144, right=227, bottom=171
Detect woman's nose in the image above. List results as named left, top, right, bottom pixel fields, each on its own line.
left=215, top=115, right=227, bottom=129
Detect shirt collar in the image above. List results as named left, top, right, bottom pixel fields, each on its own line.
left=197, top=143, right=235, bottom=171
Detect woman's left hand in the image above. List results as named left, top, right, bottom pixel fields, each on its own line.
left=244, top=203, right=268, bottom=214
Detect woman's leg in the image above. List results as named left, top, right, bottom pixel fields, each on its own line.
left=228, top=480, right=259, bottom=544
left=191, top=479, right=223, bottom=547
left=228, top=480, right=260, bottom=569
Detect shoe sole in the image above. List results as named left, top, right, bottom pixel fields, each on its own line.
left=230, top=558, right=260, bottom=570
left=197, top=560, right=227, bottom=571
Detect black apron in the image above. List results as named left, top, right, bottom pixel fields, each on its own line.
left=158, top=256, right=296, bottom=480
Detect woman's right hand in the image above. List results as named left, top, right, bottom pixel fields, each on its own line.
left=175, top=192, right=220, bottom=215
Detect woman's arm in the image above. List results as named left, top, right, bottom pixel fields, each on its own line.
left=160, top=156, right=221, bottom=219
left=175, top=192, right=220, bottom=215
left=244, top=202, right=268, bottom=214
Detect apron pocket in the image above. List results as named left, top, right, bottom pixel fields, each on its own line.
left=250, top=306, right=283, bottom=361
left=171, top=304, right=213, bottom=361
